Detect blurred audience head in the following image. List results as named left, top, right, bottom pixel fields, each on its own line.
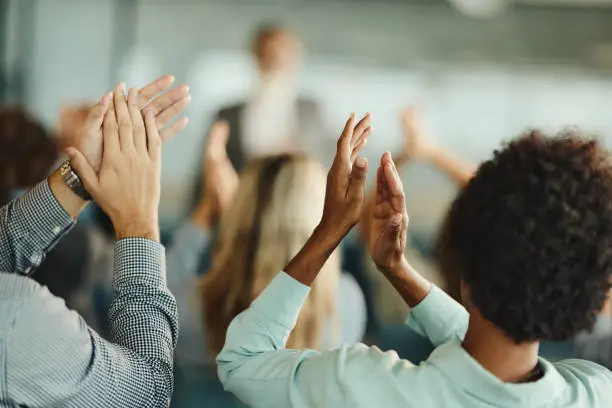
left=200, top=153, right=340, bottom=354
left=252, top=23, right=302, bottom=77
left=440, top=130, right=612, bottom=343
left=0, top=107, right=57, bottom=204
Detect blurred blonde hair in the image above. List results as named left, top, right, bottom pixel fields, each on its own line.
left=199, top=154, right=340, bottom=355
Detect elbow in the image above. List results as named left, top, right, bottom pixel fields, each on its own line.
left=147, top=359, right=175, bottom=408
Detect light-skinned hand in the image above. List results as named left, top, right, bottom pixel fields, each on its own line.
left=204, top=120, right=239, bottom=214
left=60, top=75, right=190, bottom=171
left=193, top=120, right=239, bottom=227
left=318, top=112, right=372, bottom=243
left=67, top=83, right=164, bottom=242
left=369, top=151, right=410, bottom=274
left=400, top=107, right=435, bottom=161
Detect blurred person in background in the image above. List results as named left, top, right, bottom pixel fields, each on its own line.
left=167, top=118, right=368, bottom=380
left=211, top=23, right=328, bottom=171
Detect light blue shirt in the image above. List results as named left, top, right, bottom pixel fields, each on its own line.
left=218, top=272, right=612, bottom=408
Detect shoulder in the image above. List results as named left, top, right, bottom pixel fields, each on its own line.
left=8, top=285, right=93, bottom=383
left=216, top=103, right=246, bottom=119
left=553, top=359, right=612, bottom=397
left=297, top=98, right=321, bottom=115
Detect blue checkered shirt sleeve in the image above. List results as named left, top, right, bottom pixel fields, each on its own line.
left=0, top=180, right=178, bottom=407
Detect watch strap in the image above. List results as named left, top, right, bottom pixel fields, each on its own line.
left=59, top=160, right=91, bottom=200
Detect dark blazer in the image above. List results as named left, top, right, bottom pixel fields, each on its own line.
left=218, top=98, right=326, bottom=171
left=192, top=97, right=329, bottom=206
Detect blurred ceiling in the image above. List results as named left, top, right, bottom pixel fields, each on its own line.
left=517, top=0, right=612, bottom=6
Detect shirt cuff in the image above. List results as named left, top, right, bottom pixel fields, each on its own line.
left=252, top=271, right=311, bottom=331
left=15, top=179, right=75, bottom=243
left=405, top=285, right=469, bottom=339
left=113, top=238, right=166, bottom=289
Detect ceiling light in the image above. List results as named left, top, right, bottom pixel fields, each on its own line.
left=448, top=0, right=511, bottom=18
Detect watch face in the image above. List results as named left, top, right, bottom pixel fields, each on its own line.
left=60, top=161, right=71, bottom=176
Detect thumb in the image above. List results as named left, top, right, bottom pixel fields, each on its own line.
left=347, top=156, right=368, bottom=201
left=84, top=92, right=111, bottom=134
left=66, top=148, right=99, bottom=195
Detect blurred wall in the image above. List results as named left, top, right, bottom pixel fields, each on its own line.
left=5, top=0, right=612, bottom=244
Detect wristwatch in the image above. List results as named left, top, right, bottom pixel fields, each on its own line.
left=59, top=160, right=91, bottom=200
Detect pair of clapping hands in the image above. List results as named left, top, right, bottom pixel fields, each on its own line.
left=64, top=77, right=190, bottom=242
left=201, top=113, right=409, bottom=279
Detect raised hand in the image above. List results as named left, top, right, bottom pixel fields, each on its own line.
left=68, top=83, right=164, bottom=242
left=193, top=120, right=239, bottom=227
left=369, top=152, right=409, bottom=274
left=60, top=75, right=190, bottom=171
left=399, top=107, right=434, bottom=164
left=319, top=113, right=372, bottom=242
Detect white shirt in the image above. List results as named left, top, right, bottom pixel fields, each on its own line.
left=241, top=75, right=300, bottom=159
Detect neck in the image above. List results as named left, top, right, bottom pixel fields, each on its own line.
left=462, top=308, right=540, bottom=383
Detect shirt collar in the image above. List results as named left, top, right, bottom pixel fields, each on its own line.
left=427, top=342, right=567, bottom=407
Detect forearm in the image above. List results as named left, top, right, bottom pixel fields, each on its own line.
left=382, top=258, right=433, bottom=308
left=426, top=149, right=475, bottom=187
left=284, top=224, right=341, bottom=287
left=108, top=239, right=178, bottom=390
left=0, top=177, right=76, bottom=275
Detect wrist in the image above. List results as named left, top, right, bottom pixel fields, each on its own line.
left=114, top=218, right=160, bottom=242
left=48, top=168, right=89, bottom=219
left=315, top=220, right=348, bottom=248
left=379, top=257, right=432, bottom=308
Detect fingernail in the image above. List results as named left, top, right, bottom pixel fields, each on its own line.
left=355, top=156, right=367, bottom=168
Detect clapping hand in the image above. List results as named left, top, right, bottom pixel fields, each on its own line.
left=318, top=113, right=372, bottom=243
left=284, top=112, right=372, bottom=286
left=369, top=152, right=410, bottom=275
left=398, top=107, right=434, bottom=165
left=68, top=83, right=168, bottom=242
left=60, top=75, right=190, bottom=171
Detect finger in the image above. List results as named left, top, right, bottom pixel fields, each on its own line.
left=84, top=92, right=112, bottom=137
left=376, top=165, right=385, bottom=205
left=336, top=113, right=355, bottom=162
left=144, top=109, right=162, bottom=161
left=160, top=116, right=190, bottom=142
left=137, top=75, right=175, bottom=108
left=147, top=84, right=190, bottom=118
left=352, top=113, right=371, bottom=148
left=382, top=153, right=406, bottom=212
left=67, top=148, right=99, bottom=194
left=155, top=94, right=191, bottom=129
left=348, top=156, right=368, bottom=201
left=113, top=82, right=133, bottom=151
left=103, top=97, right=119, bottom=159
left=128, top=88, right=147, bottom=153
left=351, top=127, right=370, bottom=163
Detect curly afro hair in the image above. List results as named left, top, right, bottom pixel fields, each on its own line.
left=439, top=130, right=612, bottom=343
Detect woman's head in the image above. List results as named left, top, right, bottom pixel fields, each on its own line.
left=200, top=154, right=341, bottom=354
left=440, top=130, right=612, bottom=343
